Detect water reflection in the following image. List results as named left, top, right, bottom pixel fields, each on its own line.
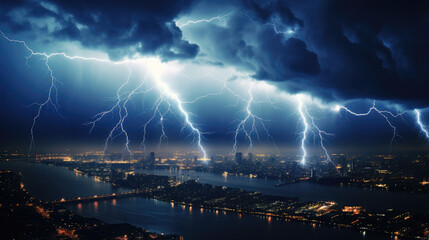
left=0, top=161, right=388, bottom=240
left=138, top=168, right=429, bottom=213
left=0, top=160, right=126, bottom=201
left=93, top=201, right=98, bottom=211
left=70, top=197, right=387, bottom=240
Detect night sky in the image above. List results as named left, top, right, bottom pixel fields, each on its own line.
left=0, top=0, right=428, bottom=155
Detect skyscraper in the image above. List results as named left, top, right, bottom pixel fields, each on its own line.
left=149, top=152, right=155, bottom=166
left=235, top=152, right=243, bottom=165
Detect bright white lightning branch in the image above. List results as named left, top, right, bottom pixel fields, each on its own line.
left=298, top=100, right=334, bottom=165
left=88, top=65, right=152, bottom=155
left=140, top=96, right=170, bottom=152
left=151, top=72, right=208, bottom=159
left=181, top=78, right=280, bottom=155
left=298, top=101, right=308, bottom=164
left=1, top=31, right=208, bottom=157
left=303, top=107, right=334, bottom=164
left=334, top=101, right=406, bottom=146
left=177, top=11, right=233, bottom=28
left=415, top=109, right=429, bottom=140
left=231, top=82, right=279, bottom=154
left=245, top=12, right=296, bottom=37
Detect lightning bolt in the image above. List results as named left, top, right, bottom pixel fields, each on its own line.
left=298, top=101, right=309, bottom=164
left=177, top=11, right=234, bottom=28
left=0, top=31, right=120, bottom=151
left=265, top=18, right=297, bottom=36
left=176, top=11, right=428, bottom=160
left=180, top=76, right=280, bottom=155
left=298, top=98, right=334, bottom=165
left=151, top=67, right=208, bottom=159
left=86, top=65, right=134, bottom=155
left=231, top=82, right=279, bottom=154
left=1, top=32, right=208, bottom=158
left=2, top=30, right=427, bottom=162
left=415, top=109, right=429, bottom=140
left=244, top=12, right=297, bottom=37
left=334, top=101, right=406, bottom=146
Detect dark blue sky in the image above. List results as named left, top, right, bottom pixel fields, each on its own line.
left=0, top=0, right=428, bottom=155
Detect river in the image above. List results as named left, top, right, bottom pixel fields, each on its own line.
left=0, top=160, right=404, bottom=240
left=136, top=168, right=429, bottom=214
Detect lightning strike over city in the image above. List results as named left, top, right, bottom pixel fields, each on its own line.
left=1, top=1, right=429, bottom=239
left=334, top=102, right=407, bottom=146
left=415, top=109, right=429, bottom=140
left=0, top=32, right=212, bottom=159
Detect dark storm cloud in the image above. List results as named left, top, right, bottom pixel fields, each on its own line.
left=187, top=0, right=429, bottom=107
left=0, top=0, right=199, bottom=60
left=252, top=0, right=429, bottom=106
left=289, top=0, right=429, bottom=106
left=2, top=0, right=429, bottom=106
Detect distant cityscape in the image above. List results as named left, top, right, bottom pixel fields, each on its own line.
left=4, top=150, right=428, bottom=193
left=1, top=151, right=428, bottom=239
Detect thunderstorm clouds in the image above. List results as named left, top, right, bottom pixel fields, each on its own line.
left=0, top=0, right=428, bottom=155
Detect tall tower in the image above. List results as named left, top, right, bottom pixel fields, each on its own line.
left=235, top=152, right=243, bottom=165
left=149, top=152, right=156, bottom=166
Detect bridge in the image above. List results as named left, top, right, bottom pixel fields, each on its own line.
left=51, top=191, right=147, bottom=204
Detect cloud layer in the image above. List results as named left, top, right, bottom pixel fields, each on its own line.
left=182, top=0, right=429, bottom=106
left=1, top=0, right=199, bottom=60
left=1, top=0, right=429, bottom=106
